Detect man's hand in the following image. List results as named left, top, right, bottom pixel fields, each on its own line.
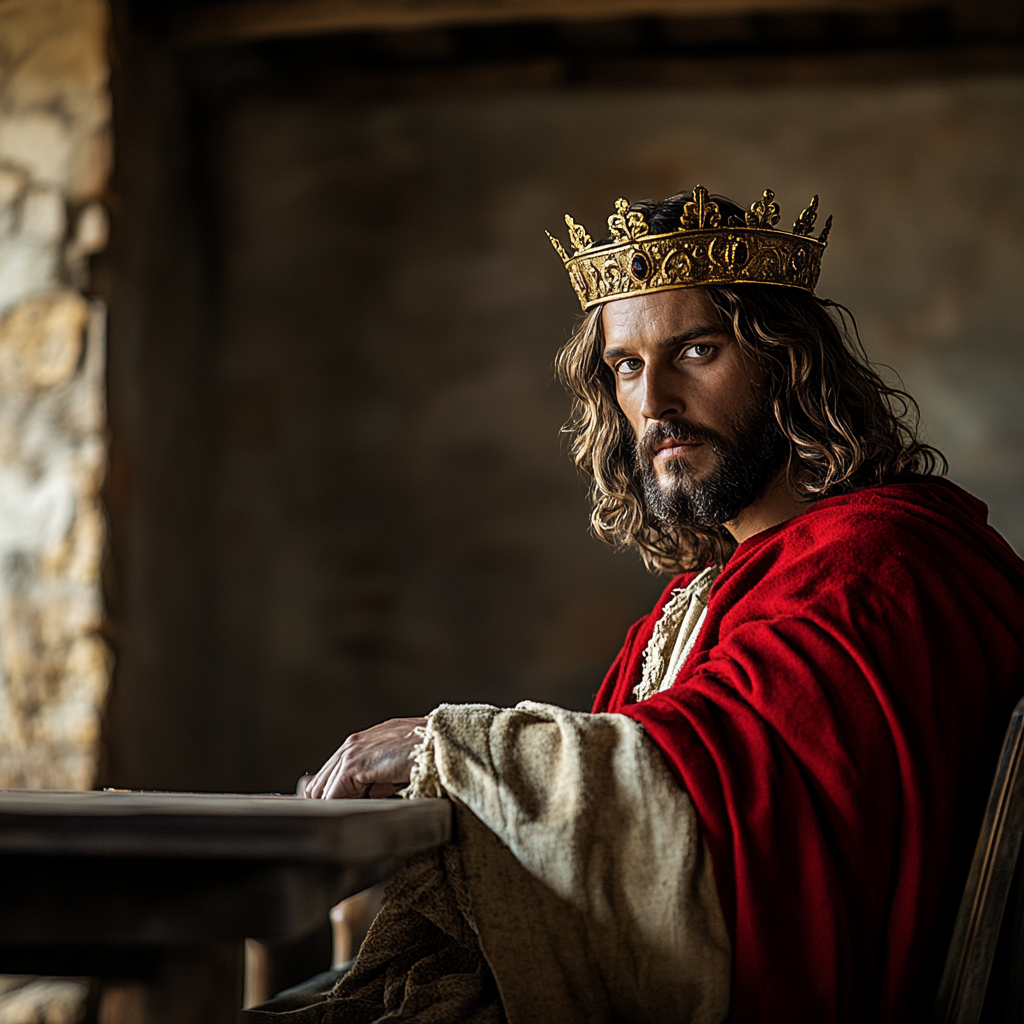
left=304, top=717, right=428, bottom=799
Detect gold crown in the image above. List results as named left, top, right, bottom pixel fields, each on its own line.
left=547, top=185, right=832, bottom=310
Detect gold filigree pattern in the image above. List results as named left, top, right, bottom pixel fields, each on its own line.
left=548, top=185, right=831, bottom=309
left=792, top=195, right=818, bottom=236
left=545, top=231, right=570, bottom=264
left=681, top=185, right=720, bottom=230
left=565, top=228, right=824, bottom=309
left=608, top=198, right=650, bottom=242
left=745, top=189, right=781, bottom=228
left=564, top=214, right=592, bottom=255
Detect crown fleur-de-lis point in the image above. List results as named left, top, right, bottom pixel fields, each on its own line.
left=546, top=230, right=570, bottom=264
left=564, top=214, right=593, bottom=255
left=608, top=197, right=629, bottom=241
left=793, top=195, right=819, bottom=236
left=746, top=188, right=781, bottom=228
left=626, top=209, right=650, bottom=240
left=818, top=214, right=833, bottom=245
left=608, top=197, right=649, bottom=242
left=681, top=185, right=721, bottom=230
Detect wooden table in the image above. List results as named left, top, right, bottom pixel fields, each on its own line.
left=0, top=789, right=451, bottom=1022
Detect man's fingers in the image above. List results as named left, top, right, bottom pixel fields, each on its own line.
left=305, top=718, right=427, bottom=800
left=305, top=748, right=346, bottom=799
left=306, top=764, right=330, bottom=799
left=322, top=756, right=359, bottom=799
left=320, top=756, right=398, bottom=799
left=304, top=769, right=324, bottom=799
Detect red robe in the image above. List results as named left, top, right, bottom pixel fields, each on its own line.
left=593, top=478, right=1024, bottom=1023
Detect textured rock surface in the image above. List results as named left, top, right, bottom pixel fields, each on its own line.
left=0, top=0, right=110, bottom=790
left=0, top=977, right=88, bottom=1024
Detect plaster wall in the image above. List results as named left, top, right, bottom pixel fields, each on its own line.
left=106, top=59, right=1023, bottom=793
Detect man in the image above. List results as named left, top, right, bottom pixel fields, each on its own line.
left=302, top=187, right=1024, bottom=1023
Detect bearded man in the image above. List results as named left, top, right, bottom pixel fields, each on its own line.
left=288, top=188, right=1024, bottom=1024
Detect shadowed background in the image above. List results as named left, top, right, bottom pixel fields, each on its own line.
left=96, top=2, right=1024, bottom=794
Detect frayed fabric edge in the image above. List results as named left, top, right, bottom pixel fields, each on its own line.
left=404, top=707, right=445, bottom=800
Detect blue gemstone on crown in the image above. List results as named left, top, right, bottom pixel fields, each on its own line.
left=629, top=253, right=650, bottom=281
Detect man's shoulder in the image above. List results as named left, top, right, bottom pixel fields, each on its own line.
left=706, top=478, right=1024, bottom=641
left=815, top=476, right=987, bottom=526
left=736, top=476, right=1021, bottom=580
left=782, top=476, right=990, bottom=543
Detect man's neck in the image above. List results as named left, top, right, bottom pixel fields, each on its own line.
left=724, top=471, right=809, bottom=545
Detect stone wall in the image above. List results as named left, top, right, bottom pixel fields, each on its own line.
left=0, top=0, right=110, bottom=789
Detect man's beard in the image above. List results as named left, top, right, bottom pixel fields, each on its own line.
left=636, top=402, right=787, bottom=529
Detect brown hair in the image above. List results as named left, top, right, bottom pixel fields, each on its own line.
left=555, top=283, right=947, bottom=573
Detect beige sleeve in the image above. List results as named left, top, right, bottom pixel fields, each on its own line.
left=406, top=700, right=731, bottom=1024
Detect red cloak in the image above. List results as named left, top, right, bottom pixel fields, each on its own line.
left=593, top=478, right=1024, bottom=1023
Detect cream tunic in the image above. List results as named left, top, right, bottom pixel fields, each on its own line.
left=634, top=565, right=723, bottom=703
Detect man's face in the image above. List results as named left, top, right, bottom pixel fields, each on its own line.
left=601, top=287, right=785, bottom=528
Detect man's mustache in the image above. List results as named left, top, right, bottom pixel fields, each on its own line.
left=635, top=421, right=728, bottom=468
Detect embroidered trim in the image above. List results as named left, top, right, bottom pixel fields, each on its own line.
left=634, top=565, right=722, bottom=703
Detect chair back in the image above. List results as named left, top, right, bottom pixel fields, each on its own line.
left=933, top=696, right=1024, bottom=1023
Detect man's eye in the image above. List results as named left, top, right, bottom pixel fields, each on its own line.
left=616, top=358, right=643, bottom=374
left=683, top=343, right=714, bottom=359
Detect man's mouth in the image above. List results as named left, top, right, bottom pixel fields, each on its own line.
left=637, top=423, right=719, bottom=472
left=653, top=440, right=704, bottom=462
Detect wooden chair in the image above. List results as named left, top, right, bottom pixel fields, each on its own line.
left=934, top=696, right=1024, bottom=1023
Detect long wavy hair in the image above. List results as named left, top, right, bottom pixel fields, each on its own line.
left=554, top=196, right=946, bottom=573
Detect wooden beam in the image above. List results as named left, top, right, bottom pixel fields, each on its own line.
left=171, top=0, right=920, bottom=46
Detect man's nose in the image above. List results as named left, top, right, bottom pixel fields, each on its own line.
left=639, top=365, right=683, bottom=422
